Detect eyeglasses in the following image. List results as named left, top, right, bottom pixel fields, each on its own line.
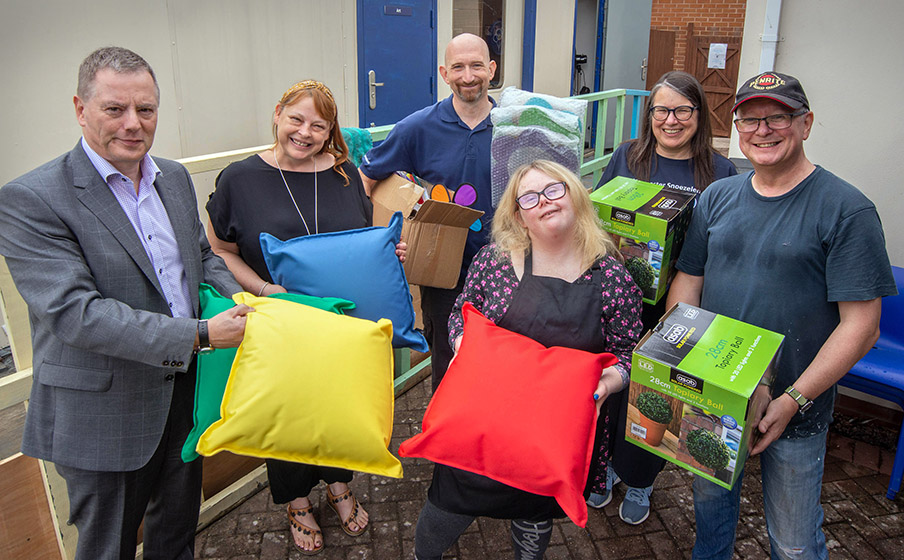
left=515, top=182, right=567, bottom=210
left=733, top=110, right=808, bottom=132
left=650, top=105, right=698, bottom=121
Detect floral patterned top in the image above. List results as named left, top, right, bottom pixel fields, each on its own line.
left=448, top=243, right=644, bottom=385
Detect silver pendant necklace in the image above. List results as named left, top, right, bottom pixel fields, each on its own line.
left=273, top=147, right=318, bottom=235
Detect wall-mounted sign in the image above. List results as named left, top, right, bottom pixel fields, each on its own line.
left=708, top=43, right=727, bottom=69
left=384, top=5, right=413, bottom=16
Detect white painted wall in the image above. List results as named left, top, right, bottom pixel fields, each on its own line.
left=735, top=0, right=903, bottom=266
left=0, top=0, right=358, bottom=186
left=3, top=0, right=546, bottom=187
left=2, top=0, right=581, bottom=189
left=496, top=0, right=525, bottom=93
left=438, top=0, right=525, bottom=101
left=531, top=1, right=576, bottom=96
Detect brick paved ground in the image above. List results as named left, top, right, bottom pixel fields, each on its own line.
left=194, top=378, right=904, bottom=559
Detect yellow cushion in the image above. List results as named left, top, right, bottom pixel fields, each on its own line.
left=196, top=293, right=403, bottom=478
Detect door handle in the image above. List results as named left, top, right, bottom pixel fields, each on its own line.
left=368, top=70, right=385, bottom=110
left=641, top=57, right=648, bottom=82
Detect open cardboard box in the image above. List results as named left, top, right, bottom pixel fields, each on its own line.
left=371, top=173, right=425, bottom=227
left=371, top=173, right=484, bottom=289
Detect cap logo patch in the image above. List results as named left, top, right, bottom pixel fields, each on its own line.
left=750, top=74, right=785, bottom=91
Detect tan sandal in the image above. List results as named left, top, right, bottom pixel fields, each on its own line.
left=326, top=486, right=367, bottom=537
left=287, top=503, right=323, bottom=555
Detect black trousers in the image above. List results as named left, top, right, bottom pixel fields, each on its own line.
left=419, top=284, right=463, bottom=392
left=608, top=386, right=666, bottom=487
left=266, top=460, right=353, bottom=504
left=607, top=298, right=669, bottom=487
left=56, top=363, right=202, bottom=560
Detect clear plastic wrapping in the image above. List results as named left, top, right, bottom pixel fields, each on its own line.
left=490, top=87, right=588, bottom=206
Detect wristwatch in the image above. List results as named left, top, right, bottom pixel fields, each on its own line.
left=197, top=319, right=214, bottom=354
left=784, top=385, right=813, bottom=413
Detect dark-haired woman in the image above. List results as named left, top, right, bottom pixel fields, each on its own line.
left=589, top=71, right=737, bottom=525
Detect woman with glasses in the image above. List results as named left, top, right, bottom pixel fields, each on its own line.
left=588, top=71, right=737, bottom=525
left=413, top=160, right=643, bottom=560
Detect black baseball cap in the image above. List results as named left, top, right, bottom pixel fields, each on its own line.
left=732, top=72, right=809, bottom=112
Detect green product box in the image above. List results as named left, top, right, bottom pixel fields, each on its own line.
left=589, top=177, right=696, bottom=304
left=627, top=303, right=784, bottom=489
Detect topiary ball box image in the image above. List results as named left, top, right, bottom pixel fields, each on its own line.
left=636, top=391, right=673, bottom=424
left=685, top=428, right=731, bottom=471
left=624, top=257, right=656, bottom=292
left=626, top=302, right=784, bottom=489
left=590, top=177, right=695, bottom=304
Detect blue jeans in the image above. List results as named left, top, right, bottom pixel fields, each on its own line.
left=692, top=430, right=828, bottom=560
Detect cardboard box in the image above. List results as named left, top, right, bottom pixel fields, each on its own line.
left=371, top=173, right=484, bottom=289
left=589, top=177, right=695, bottom=304
left=370, top=173, right=426, bottom=228
left=626, top=303, right=784, bottom=489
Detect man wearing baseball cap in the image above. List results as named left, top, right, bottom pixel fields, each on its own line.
left=667, top=71, right=897, bottom=559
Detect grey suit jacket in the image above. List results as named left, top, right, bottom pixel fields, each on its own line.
left=0, top=141, right=241, bottom=472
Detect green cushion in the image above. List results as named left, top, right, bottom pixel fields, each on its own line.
left=181, top=284, right=355, bottom=462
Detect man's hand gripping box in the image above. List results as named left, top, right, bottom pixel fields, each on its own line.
left=627, top=303, right=784, bottom=489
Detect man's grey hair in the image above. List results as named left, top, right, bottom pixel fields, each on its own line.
left=77, top=46, right=160, bottom=101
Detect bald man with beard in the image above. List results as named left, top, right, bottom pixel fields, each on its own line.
left=359, top=33, right=497, bottom=392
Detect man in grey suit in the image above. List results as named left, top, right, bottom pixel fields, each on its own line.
left=0, top=47, right=252, bottom=559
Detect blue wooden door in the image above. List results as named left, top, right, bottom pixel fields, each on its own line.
left=357, top=0, right=437, bottom=127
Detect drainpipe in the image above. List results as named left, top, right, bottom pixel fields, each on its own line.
left=759, top=0, right=783, bottom=72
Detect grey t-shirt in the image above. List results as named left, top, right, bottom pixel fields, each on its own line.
left=677, top=166, right=897, bottom=437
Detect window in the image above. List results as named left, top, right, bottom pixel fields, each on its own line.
left=453, top=0, right=505, bottom=88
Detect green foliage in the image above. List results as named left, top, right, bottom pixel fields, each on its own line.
left=625, top=257, right=656, bottom=290
left=686, top=429, right=731, bottom=471
left=636, top=391, right=673, bottom=424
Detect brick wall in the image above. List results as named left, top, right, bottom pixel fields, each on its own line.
left=651, top=0, right=746, bottom=71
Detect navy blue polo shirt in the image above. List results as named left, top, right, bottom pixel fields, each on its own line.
left=361, top=95, right=495, bottom=279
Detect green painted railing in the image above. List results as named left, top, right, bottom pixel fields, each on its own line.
left=573, top=88, right=650, bottom=186
left=367, top=124, right=394, bottom=144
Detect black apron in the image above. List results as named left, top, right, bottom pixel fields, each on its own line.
left=428, top=253, right=607, bottom=521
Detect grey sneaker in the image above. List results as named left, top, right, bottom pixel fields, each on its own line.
left=618, top=484, right=652, bottom=524
left=587, top=464, right=621, bottom=508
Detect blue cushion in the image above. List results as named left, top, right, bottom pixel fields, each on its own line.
left=260, top=211, right=428, bottom=352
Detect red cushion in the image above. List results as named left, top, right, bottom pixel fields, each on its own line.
left=399, top=302, right=618, bottom=526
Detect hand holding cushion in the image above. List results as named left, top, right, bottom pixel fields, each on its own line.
left=260, top=212, right=427, bottom=352
left=196, top=293, right=402, bottom=477
left=399, top=303, right=618, bottom=526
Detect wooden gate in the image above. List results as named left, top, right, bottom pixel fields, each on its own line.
left=685, top=23, right=741, bottom=137
left=646, top=29, right=676, bottom=89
